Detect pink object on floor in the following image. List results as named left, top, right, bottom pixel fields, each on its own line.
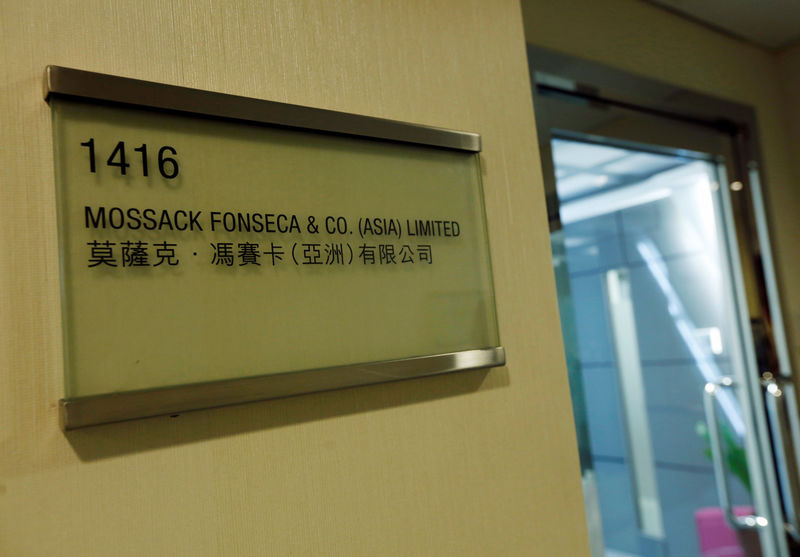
left=695, top=506, right=754, bottom=557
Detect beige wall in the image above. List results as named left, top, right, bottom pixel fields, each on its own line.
left=777, top=44, right=800, bottom=349
left=778, top=42, right=800, bottom=152
left=522, top=0, right=800, bottom=368
left=0, top=1, right=589, bottom=555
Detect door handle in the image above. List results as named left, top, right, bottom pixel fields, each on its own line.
left=704, top=377, right=769, bottom=531
left=763, top=373, right=800, bottom=541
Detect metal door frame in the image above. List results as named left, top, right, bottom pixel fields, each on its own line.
left=528, top=45, right=797, bottom=557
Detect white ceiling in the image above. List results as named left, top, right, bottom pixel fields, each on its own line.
left=647, top=0, right=800, bottom=49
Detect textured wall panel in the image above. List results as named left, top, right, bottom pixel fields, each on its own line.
left=0, top=1, right=588, bottom=555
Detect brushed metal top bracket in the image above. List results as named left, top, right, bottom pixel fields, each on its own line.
left=44, top=65, right=481, bottom=152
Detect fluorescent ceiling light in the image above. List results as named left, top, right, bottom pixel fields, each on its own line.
left=560, top=187, right=671, bottom=224
left=551, top=139, right=629, bottom=169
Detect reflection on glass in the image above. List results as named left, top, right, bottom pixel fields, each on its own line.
left=551, top=138, right=757, bottom=557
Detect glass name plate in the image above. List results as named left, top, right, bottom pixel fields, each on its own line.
left=46, top=66, right=504, bottom=429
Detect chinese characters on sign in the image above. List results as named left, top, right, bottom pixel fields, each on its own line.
left=88, top=240, right=179, bottom=267
left=87, top=240, right=434, bottom=268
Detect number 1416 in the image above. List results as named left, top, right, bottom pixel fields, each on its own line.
left=80, top=139, right=179, bottom=179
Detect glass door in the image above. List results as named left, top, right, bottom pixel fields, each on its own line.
left=530, top=56, right=796, bottom=557
left=551, top=137, right=762, bottom=557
